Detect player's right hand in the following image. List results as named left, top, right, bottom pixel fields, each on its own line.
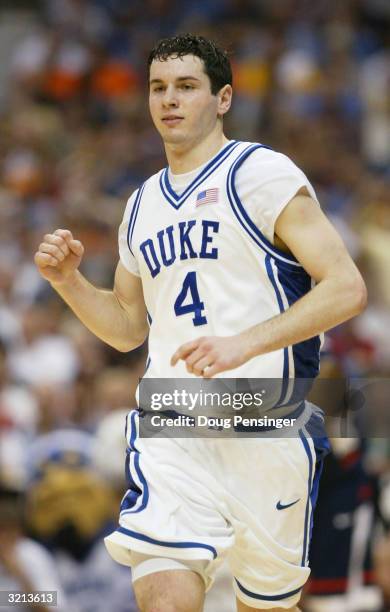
left=34, top=229, right=84, bottom=284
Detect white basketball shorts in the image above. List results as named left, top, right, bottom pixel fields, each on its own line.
left=105, top=406, right=329, bottom=610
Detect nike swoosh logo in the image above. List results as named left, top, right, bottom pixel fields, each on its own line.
left=276, top=499, right=300, bottom=510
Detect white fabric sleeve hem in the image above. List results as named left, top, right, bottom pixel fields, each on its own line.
left=119, top=255, right=141, bottom=277
left=267, top=177, right=319, bottom=242
left=118, top=190, right=141, bottom=276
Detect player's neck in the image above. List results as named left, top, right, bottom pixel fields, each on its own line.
left=165, top=130, right=229, bottom=174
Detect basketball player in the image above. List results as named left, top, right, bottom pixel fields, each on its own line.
left=34, top=35, right=367, bottom=612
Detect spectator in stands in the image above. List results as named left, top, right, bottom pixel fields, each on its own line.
left=0, top=485, right=67, bottom=612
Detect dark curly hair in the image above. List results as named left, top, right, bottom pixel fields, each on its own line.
left=147, top=34, right=232, bottom=95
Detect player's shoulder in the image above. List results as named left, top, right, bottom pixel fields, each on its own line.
left=234, top=140, right=307, bottom=182
left=237, top=140, right=301, bottom=169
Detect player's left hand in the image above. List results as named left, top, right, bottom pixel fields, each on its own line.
left=171, top=334, right=249, bottom=378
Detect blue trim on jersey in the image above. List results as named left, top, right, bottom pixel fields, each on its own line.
left=226, top=143, right=320, bottom=383
left=163, top=140, right=237, bottom=201
left=265, top=255, right=284, bottom=313
left=160, top=140, right=240, bottom=210
left=145, top=311, right=152, bottom=374
left=116, top=526, right=217, bottom=559
left=264, top=255, right=289, bottom=398
left=127, top=183, right=146, bottom=256
left=120, top=411, right=149, bottom=515
left=226, top=144, right=302, bottom=267
left=235, top=578, right=304, bottom=601
left=274, top=262, right=321, bottom=378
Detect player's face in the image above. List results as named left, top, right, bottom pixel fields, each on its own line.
left=149, top=54, right=228, bottom=147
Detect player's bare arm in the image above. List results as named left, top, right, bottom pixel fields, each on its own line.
left=171, top=193, right=367, bottom=377
left=34, top=229, right=148, bottom=352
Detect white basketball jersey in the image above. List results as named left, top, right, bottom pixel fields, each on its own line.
left=118, top=140, right=321, bottom=380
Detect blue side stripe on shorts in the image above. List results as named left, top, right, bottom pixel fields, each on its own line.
left=128, top=410, right=138, bottom=451
left=116, top=526, right=217, bottom=559
left=131, top=453, right=149, bottom=513
left=299, top=429, right=314, bottom=566
left=121, top=411, right=149, bottom=515
left=235, top=578, right=304, bottom=601
left=301, top=414, right=330, bottom=561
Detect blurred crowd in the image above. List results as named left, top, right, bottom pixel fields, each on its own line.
left=0, top=0, right=390, bottom=611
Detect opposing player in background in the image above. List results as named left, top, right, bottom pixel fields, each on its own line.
left=35, top=35, right=367, bottom=612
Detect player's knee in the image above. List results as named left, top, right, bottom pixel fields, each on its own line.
left=134, top=570, right=204, bottom=612
left=138, top=599, right=201, bottom=612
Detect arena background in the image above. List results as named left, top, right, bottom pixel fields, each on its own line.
left=0, top=1, right=389, bottom=611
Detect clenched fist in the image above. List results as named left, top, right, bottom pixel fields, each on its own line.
left=34, top=229, right=84, bottom=284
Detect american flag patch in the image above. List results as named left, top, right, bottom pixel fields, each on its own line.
left=195, top=188, right=219, bottom=207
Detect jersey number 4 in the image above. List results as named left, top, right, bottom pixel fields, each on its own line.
left=174, top=271, right=207, bottom=327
